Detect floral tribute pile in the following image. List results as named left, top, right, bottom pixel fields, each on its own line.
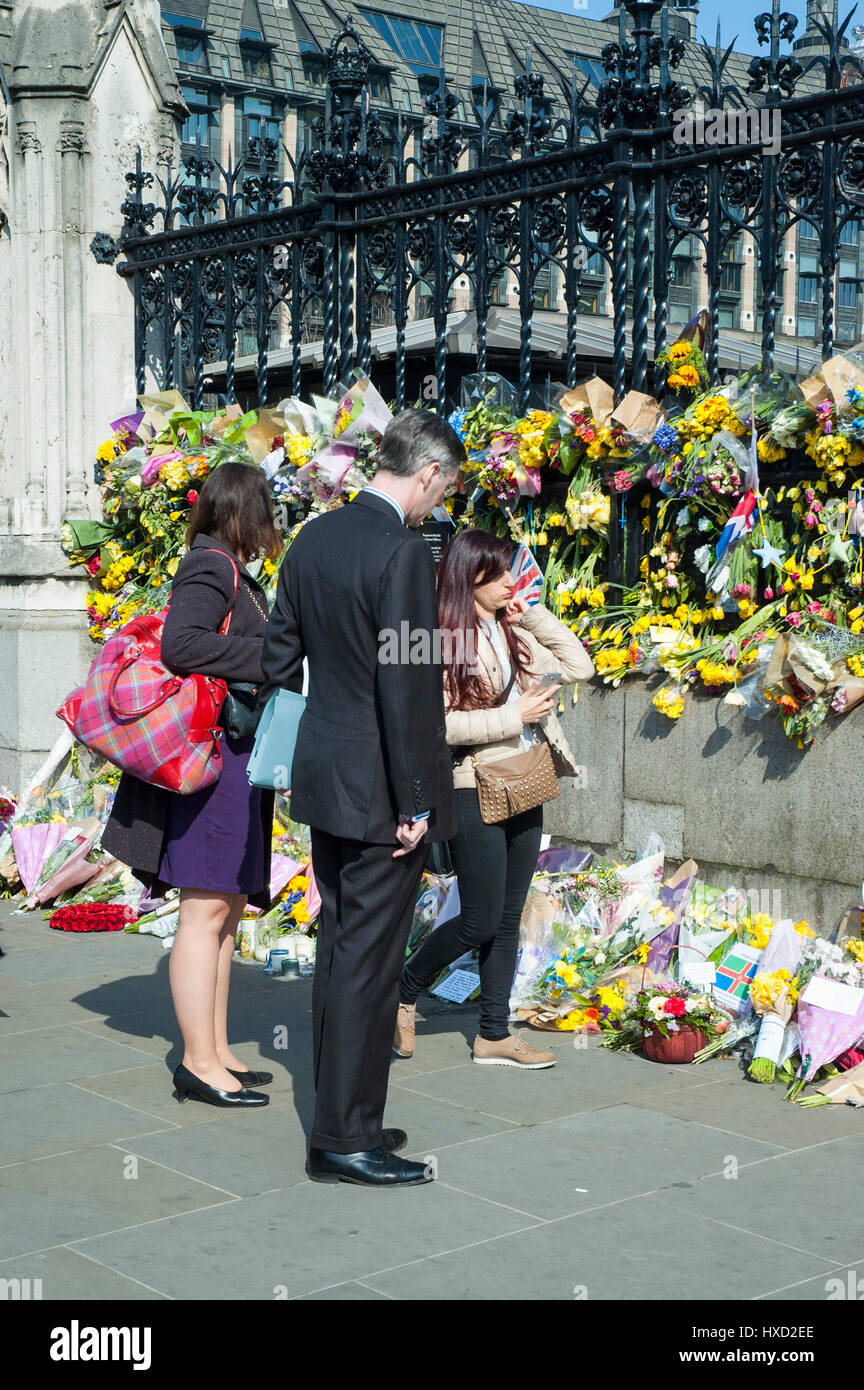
left=60, top=338, right=864, bottom=751
left=467, top=836, right=864, bottom=1108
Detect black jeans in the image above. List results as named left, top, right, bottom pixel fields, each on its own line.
left=399, top=787, right=543, bottom=1040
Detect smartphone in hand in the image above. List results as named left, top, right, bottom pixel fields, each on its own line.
left=535, top=672, right=563, bottom=692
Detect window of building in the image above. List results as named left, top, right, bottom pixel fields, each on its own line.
left=569, top=53, right=606, bottom=87
left=368, top=68, right=392, bottom=103
left=533, top=263, right=556, bottom=310
left=577, top=292, right=599, bottom=315
left=241, top=44, right=272, bottom=81
left=291, top=2, right=325, bottom=85
left=240, top=0, right=265, bottom=40
left=718, top=305, right=738, bottom=329
left=839, top=279, right=860, bottom=309
left=719, top=261, right=741, bottom=293
left=797, top=316, right=817, bottom=337
left=488, top=271, right=509, bottom=306
left=301, top=54, right=327, bottom=85
left=360, top=10, right=443, bottom=77
left=176, top=32, right=207, bottom=68
left=798, top=274, right=819, bottom=303
left=242, top=97, right=280, bottom=148
left=670, top=257, right=692, bottom=287
left=839, top=218, right=861, bottom=246
left=798, top=253, right=819, bottom=276
left=180, top=87, right=213, bottom=148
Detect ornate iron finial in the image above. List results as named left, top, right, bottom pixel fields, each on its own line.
left=326, top=15, right=371, bottom=101
left=748, top=0, right=803, bottom=97
left=306, top=16, right=384, bottom=191
left=420, top=72, right=463, bottom=173
left=597, top=0, right=690, bottom=129
left=506, top=68, right=554, bottom=152
left=118, top=150, right=157, bottom=240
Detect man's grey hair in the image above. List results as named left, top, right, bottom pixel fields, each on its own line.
left=375, top=408, right=466, bottom=478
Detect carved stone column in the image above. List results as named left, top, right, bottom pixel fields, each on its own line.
left=0, top=0, right=185, bottom=786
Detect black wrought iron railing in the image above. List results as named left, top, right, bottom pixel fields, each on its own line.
left=93, top=2, right=864, bottom=424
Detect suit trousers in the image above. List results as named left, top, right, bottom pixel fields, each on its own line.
left=309, top=827, right=427, bottom=1153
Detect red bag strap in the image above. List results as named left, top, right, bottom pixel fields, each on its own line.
left=201, top=548, right=240, bottom=636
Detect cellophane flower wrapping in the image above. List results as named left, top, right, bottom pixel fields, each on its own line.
left=795, top=984, right=864, bottom=1082
left=25, top=817, right=104, bottom=907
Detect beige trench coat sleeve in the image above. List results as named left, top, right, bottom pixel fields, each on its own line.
left=517, top=604, right=596, bottom=683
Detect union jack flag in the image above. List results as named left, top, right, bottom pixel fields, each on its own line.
left=714, top=489, right=758, bottom=563
left=509, top=543, right=544, bottom=606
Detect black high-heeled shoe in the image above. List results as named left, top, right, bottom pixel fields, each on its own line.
left=173, top=1064, right=269, bottom=1108
left=227, top=1067, right=273, bottom=1087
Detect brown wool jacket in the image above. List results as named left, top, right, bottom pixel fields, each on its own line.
left=447, top=603, right=595, bottom=790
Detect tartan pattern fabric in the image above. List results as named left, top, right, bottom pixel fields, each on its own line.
left=57, top=612, right=226, bottom=795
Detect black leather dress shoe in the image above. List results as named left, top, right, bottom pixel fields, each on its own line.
left=305, top=1147, right=432, bottom=1186
left=381, top=1128, right=407, bottom=1154
left=173, top=1064, right=269, bottom=1108
left=227, top=1068, right=273, bottom=1087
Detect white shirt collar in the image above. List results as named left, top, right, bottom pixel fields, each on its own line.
left=361, top=486, right=404, bottom=524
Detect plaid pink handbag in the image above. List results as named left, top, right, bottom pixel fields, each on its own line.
left=57, top=553, right=238, bottom=794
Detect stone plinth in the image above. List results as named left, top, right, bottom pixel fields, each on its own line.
left=0, top=0, right=184, bottom=786
left=547, top=682, right=861, bottom=932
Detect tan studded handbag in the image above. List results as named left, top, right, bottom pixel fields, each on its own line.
left=471, top=739, right=560, bottom=824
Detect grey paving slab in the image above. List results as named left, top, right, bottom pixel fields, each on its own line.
left=0, top=1246, right=168, bottom=1301
left=390, top=1041, right=729, bottom=1127
left=296, top=1281, right=391, bottom=1300
left=70, top=1180, right=539, bottom=1300
left=0, top=1083, right=178, bottom=1164
left=0, top=1145, right=237, bottom=1259
left=119, top=1089, right=516, bottom=1196
left=758, top=1262, right=864, bottom=1301
left=118, top=1111, right=311, bottom=1197
left=0, top=1025, right=159, bottom=1094
left=629, top=1064, right=864, bottom=1148
left=389, top=1028, right=477, bottom=1078
left=69, top=1014, right=181, bottom=1060
left=651, top=1134, right=864, bottom=1265
left=364, top=1194, right=837, bottom=1301
left=424, top=1104, right=784, bottom=1221
left=75, top=1061, right=306, bottom=1127
left=1, top=970, right=167, bottom=1026
left=0, top=935, right=166, bottom=984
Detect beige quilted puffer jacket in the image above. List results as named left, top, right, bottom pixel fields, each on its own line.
left=446, top=604, right=595, bottom=790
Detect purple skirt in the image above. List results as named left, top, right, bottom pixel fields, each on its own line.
left=157, top=733, right=266, bottom=897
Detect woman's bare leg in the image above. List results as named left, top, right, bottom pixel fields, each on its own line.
left=169, top=888, right=243, bottom=1091
left=215, top=895, right=251, bottom=1072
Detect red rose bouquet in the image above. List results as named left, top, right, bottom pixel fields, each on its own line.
left=48, top=903, right=137, bottom=933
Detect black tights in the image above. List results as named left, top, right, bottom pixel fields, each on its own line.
left=399, top=788, right=543, bottom=1039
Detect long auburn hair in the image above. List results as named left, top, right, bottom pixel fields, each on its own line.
left=186, top=460, right=282, bottom=563
left=437, top=529, right=531, bottom=711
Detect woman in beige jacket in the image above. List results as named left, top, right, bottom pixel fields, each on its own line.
left=396, top=529, right=594, bottom=1068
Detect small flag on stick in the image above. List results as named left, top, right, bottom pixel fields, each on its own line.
left=509, top=543, right=544, bottom=606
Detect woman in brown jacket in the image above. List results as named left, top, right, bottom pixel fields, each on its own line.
left=395, top=528, right=595, bottom=1068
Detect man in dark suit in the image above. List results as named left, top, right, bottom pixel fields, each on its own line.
left=260, top=409, right=465, bottom=1186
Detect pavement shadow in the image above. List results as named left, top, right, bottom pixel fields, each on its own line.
left=72, top=956, right=481, bottom=1140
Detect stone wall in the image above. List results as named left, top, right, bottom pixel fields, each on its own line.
left=545, top=682, right=861, bottom=933
left=0, top=0, right=184, bottom=787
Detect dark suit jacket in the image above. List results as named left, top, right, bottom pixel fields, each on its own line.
left=260, top=490, right=456, bottom=845
left=101, top=534, right=275, bottom=908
